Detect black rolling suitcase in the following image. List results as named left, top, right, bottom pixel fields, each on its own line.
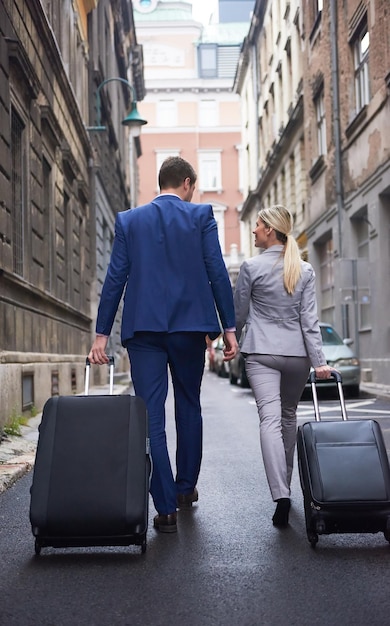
left=297, top=371, right=390, bottom=548
left=30, top=357, right=151, bottom=555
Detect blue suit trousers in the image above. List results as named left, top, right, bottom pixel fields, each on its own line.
left=126, top=332, right=206, bottom=515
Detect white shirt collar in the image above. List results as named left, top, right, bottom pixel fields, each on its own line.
left=154, top=193, right=182, bottom=200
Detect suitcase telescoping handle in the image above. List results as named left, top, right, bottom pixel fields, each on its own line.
left=309, top=370, right=348, bottom=422
left=85, top=356, right=115, bottom=396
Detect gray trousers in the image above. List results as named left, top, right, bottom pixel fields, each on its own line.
left=245, top=354, right=310, bottom=501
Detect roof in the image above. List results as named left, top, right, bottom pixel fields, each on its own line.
left=134, top=0, right=193, bottom=23
left=200, top=23, right=249, bottom=45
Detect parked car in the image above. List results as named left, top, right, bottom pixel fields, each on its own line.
left=229, top=351, right=250, bottom=388
left=307, top=323, right=361, bottom=396
left=213, top=336, right=230, bottom=378
left=206, top=336, right=217, bottom=372
left=228, top=323, right=360, bottom=395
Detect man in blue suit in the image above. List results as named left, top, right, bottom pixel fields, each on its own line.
left=89, top=157, right=237, bottom=533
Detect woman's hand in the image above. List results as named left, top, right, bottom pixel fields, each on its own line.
left=314, top=364, right=333, bottom=380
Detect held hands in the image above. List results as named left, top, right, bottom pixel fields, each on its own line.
left=314, top=364, right=334, bottom=380
left=223, top=331, right=239, bottom=362
left=88, top=335, right=110, bottom=365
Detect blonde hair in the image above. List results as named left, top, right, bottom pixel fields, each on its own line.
left=258, top=205, right=302, bottom=294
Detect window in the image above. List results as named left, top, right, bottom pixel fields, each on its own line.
left=64, top=192, right=72, bottom=302
left=318, top=237, right=334, bottom=323
left=289, top=153, right=296, bottom=210
left=355, top=216, right=369, bottom=259
left=211, top=204, right=226, bottom=254
left=71, top=207, right=81, bottom=308
left=359, top=286, right=371, bottom=329
left=71, top=368, right=77, bottom=393
left=51, top=370, right=59, bottom=396
left=352, top=212, right=371, bottom=329
left=199, top=100, right=218, bottom=127
left=44, top=0, right=60, bottom=38
left=198, top=152, right=222, bottom=192
left=198, top=44, right=217, bottom=78
left=156, top=100, right=177, bottom=127
left=102, top=219, right=113, bottom=271
left=60, top=0, right=72, bottom=77
left=314, top=89, right=326, bottom=156
left=155, top=150, right=180, bottom=190
left=43, top=158, right=53, bottom=293
left=354, top=25, right=370, bottom=112
left=11, top=108, right=26, bottom=277
left=309, top=0, right=323, bottom=39
left=55, top=192, right=68, bottom=301
left=22, top=373, right=34, bottom=410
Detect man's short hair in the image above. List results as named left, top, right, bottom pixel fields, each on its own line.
left=158, top=156, right=197, bottom=190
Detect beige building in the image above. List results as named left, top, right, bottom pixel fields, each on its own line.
left=234, top=0, right=306, bottom=259
left=235, top=0, right=390, bottom=388
left=133, top=0, right=249, bottom=281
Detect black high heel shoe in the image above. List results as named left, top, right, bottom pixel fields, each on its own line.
left=272, top=498, right=291, bottom=527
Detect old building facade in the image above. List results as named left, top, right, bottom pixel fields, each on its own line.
left=0, top=0, right=144, bottom=428
left=302, top=0, right=390, bottom=387
left=133, top=0, right=249, bottom=282
left=235, top=0, right=390, bottom=388
left=234, top=0, right=306, bottom=259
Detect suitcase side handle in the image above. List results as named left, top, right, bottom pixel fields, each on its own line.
left=310, top=370, right=348, bottom=422
left=85, top=356, right=115, bottom=395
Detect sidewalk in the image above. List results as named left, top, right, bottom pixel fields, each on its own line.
left=360, top=381, right=390, bottom=400
left=0, top=382, right=129, bottom=494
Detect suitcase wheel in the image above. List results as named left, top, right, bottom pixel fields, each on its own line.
left=316, top=520, right=326, bottom=535
left=34, top=539, right=42, bottom=556
left=385, top=518, right=390, bottom=543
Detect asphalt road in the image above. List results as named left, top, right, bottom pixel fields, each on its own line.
left=1, top=370, right=390, bottom=626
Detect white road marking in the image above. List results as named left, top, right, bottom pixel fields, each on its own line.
left=226, top=384, right=388, bottom=419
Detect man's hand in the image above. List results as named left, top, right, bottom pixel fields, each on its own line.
left=88, top=335, right=109, bottom=365
left=223, top=331, right=238, bottom=362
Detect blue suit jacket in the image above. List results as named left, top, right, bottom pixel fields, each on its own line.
left=96, top=194, right=236, bottom=344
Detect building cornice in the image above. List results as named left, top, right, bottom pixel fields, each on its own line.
left=233, top=0, right=268, bottom=94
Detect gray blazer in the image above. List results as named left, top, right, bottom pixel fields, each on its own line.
left=234, top=245, right=326, bottom=368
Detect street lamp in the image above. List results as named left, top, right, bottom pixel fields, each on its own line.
left=86, top=77, right=147, bottom=133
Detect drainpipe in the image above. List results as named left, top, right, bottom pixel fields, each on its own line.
left=251, top=43, right=260, bottom=182
left=330, top=0, right=355, bottom=345
left=329, top=0, right=343, bottom=258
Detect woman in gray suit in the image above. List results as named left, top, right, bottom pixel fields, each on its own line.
left=234, top=205, right=332, bottom=527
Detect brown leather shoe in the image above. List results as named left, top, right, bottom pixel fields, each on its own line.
left=153, top=512, right=177, bottom=533
left=177, top=487, right=199, bottom=510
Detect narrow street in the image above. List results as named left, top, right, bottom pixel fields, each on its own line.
left=1, top=370, right=390, bottom=626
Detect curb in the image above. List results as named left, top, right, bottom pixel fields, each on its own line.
left=360, top=383, right=390, bottom=401
left=0, top=459, right=35, bottom=494
left=0, top=430, right=38, bottom=494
